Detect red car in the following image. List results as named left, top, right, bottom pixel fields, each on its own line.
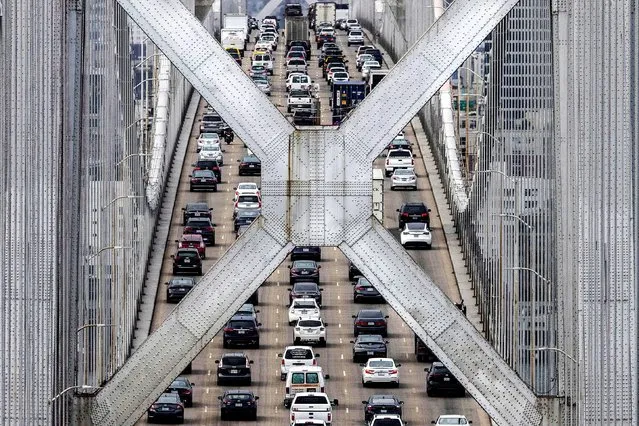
left=176, top=234, right=206, bottom=259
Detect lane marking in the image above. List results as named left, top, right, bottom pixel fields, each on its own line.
left=342, top=370, right=346, bottom=377
left=338, top=323, right=341, bottom=328
left=339, top=338, right=343, bottom=344
left=276, top=322, right=279, bottom=328
left=206, top=388, right=209, bottom=394
left=207, top=370, right=211, bottom=376
left=208, top=353, right=212, bottom=359
left=340, top=353, right=344, bottom=360
left=204, top=406, right=208, bottom=413
left=337, top=295, right=340, bottom=300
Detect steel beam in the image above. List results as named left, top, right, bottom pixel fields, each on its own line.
left=341, top=0, right=520, bottom=163
left=117, top=0, right=293, bottom=162
left=341, top=220, right=542, bottom=426
left=91, top=220, right=293, bottom=424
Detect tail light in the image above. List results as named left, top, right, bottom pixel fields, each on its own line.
left=281, top=359, right=285, bottom=365
left=411, top=158, right=415, bottom=165
left=240, top=162, right=248, bottom=167
left=320, top=386, right=325, bottom=392
left=375, top=320, right=385, bottom=326
left=206, top=226, right=214, bottom=232
left=386, top=159, right=389, bottom=165
left=312, top=359, right=317, bottom=366
left=291, top=413, right=296, bottom=421
left=224, top=327, right=234, bottom=332
left=200, top=242, right=205, bottom=248
left=421, top=213, right=429, bottom=218
left=150, top=404, right=159, bottom=410
left=174, top=255, right=181, bottom=261
left=258, top=201, right=262, bottom=208
left=401, top=213, right=409, bottom=217
left=356, top=320, right=367, bottom=326
left=389, top=369, right=398, bottom=374
left=365, top=369, right=375, bottom=374
left=366, top=406, right=374, bottom=412
left=182, top=389, right=191, bottom=395
left=328, top=413, right=331, bottom=422
left=234, top=201, right=238, bottom=208
left=355, top=286, right=365, bottom=291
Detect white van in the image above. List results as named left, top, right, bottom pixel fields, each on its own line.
left=289, top=392, right=338, bottom=425
left=278, top=346, right=319, bottom=380
left=284, top=366, right=328, bottom=407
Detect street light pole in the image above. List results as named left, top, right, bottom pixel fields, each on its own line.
left=115, top=153, right=151, bottom=168
left=49, top=385, right=101, bottom=403
left=85, top=246, right=132, bottom=262
left=100, top=195, right=144, bottom=211
left=536, top=346, right=579, bottom=416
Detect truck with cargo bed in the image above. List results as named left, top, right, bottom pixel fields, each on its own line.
left=285, top=16, right=309, bottom=50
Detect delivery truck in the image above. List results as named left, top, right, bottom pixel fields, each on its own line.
left=285, top=16, right=309, bottom=50
left=330, top=80, right=366, bottom=125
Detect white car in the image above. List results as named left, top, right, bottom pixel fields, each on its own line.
left=197, top=133, right=220, bottom=152
left=370, top=414, right=404, bottom=426
left=234, top=194, right=261, bottom=216
left=361, top=358, right=400, bottom=387
left=362, top=60, right=382, bottom=80
left=433, top=414, right=472, bottom=425
left=294, top=317, right=327, bottom=346
left=288, top=298, right=320, bottom=325
left=400, top=223, right=432, bottom=248
left=286, top=73, right=313, bottom=92
left=289, top=392, right=338, bottom=425
left=347, top=30, right=364, bottom=46
left=254, top=40, right=273, bottom=52
left=346, top=18, right=360, bottom=31
left=391, top=168, right=417, bottom=190
left=326, top=67, right=346, bottom=82
left=356, top=53, right=374, bottom=70
left=233, top=182, right=260, bottom=202
left=278, top=346, right=318, bottom=380
left=331, top=71, right=350, bottom=85
left=293, top=420, right=326, bottom=426
left=199, top=144, right=223, bottom=164
left=259, top=34, right=277, bottom=49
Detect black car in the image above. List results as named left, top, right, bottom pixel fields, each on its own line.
left=351, top=334, right=388, bottom=362
left=289, top=281, right=323, bottom=306
left=171, top=248, right=202, bottom=275
left=200, top=113, right=228, bottom=135
left=182, top=202, right=212, bottom=226
left=223, top=315, right=261, bottom=348
left=291, top=246, right=322, bottom=261
left=215, top=352, right=254, bottom=385
left=425, top=362, right=465, bottom=397
left=288, top=40, right=311, bottom=58
left=184, top=217, right=216, bottom=246
left=353, top=309, right=389, bottom=337
left=165, top=277, right=197, bottom=302
left=192, top=159, right=222, bottom=182
left=348, top=261, right=362, bottom=281
left=387, top=138, right=413, bottom=152
left=218, top=390, right=259, bottom=421
left=363, top=47, right=384, bottom=64
left=397, top=202, right=432, bottom=228
left=189, top=169, right=218, bottom=192
left=362, top=394, right=404, bottom=423
left=353, top=277, right=384, bottom=303
left=147, top=392, right=184, bottom=423
left=237, top=155, right=261, bottom=176
left=234, top=209, right=260, bottom=232
left=289, top=260, right=321, bottom=284
left=165, top=376, right=195, bottom=407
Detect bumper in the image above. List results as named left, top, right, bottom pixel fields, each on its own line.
left=353, top=292, right=384, bottom=302
left=288, top=313, right=320, bottom=324
left=239, top=167, right=261, bottom=175
left=353, top=350, right=387, bottom=361
left=167, top=293, right=188, bottom=302
left=294, top=333, right=326, bottom=343
left=401, top=235, right=433, bottom=247
left=363, top=373, right=400, bottom=384
left=147, top=411, right=184, bottom=421
left=173, top=265, right=201, bottom=274
left=218, top=372, right=251, bottom=383
left=190, top=183, right=217, bottom=191
left=391, top=180, right=417, bottom=189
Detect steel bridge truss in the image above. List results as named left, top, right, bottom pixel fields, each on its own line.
left=91, top=0, right=542, bottom=424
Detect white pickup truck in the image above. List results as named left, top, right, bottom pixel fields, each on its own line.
left=286, top=59, right=308, bottom=77
left=385, top=149, right=414, bottom=176
left=287, top=89, right=314, bottom=113
left=289, top=392, right=338, bottom=425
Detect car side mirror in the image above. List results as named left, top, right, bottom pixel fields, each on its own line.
left=319, top=288, right=324, bottom=291
left=359, top=364, right=365, bottom=367
left=191, top=163, right=196, bottom=167
left=164, top=282, right=169, bottom=285
left=236, top=159, right=240, bottom=162
left=385, top=340, right=389, bottom=344
left=396, top=209, right=400, bottom=212
left=214, top=360, right=219, bottom=364
left=324, top=374, right=330, bottom=379
left=428, top=208, right=432, bottom=212
left=332, top=399, right=339, bottom=406
left=222, top=149, right=226, bottom=153
left=181, top=207, right=186, bottom=210
left=255, top=310, right=260, bottom=313
left=287, top=265, right=292, bottom=269
left=174, top=240, right=179, bottom=243
left=396, top=364, right=402, bottom=367
left=217, top=396, right=223, bottom=400
left=249, top=360, right=254, bottom=364
left=255, top=396, right=260, bottom=400
left=208, top=208, right=213, bottom=211
left=188, top=175, right=192, bottom=178
left=233, top=187, right=237, bottom=190
left=211, top=223, right=217, bottom=227
left=277, top=353, right=283, bottom=357
left=385, top=315, right=389, bottom=318
left=349, top=340, right=355, bottom=344
left=431, top=422, right=436, bottom=424
left=362, top=400, right=367, bottom=404
left=191, top=382, right=195, bottom=386
left=315, top=353, right=320, bottom=358
left=400, top=400, right=404, bottom=404
left=170, top=255, right=175, bottom=259
left=424, top=367, right=430, bottom=372
left=257, top=322, right=262, bottom=327
left=352, top=315, right=356, bottom=318
left=468, top=422, right=473, bottom=424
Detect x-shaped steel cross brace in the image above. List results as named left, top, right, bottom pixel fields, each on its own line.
left=92, top=0, right=541, bottom=424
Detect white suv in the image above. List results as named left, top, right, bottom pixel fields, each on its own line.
left=347, top=30, right=364, bottom=46
left=370, top=414, right=405, bottom=426
left=288, top=298, right=320, bottom=325
left=278, top=346, right=319, bottom=381
left=294, top=317, right=327, bottom=346
left=289, top=392, right=338, bottom=425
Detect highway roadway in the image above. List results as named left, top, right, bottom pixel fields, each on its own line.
left=138, top=25, right=491, bottom=426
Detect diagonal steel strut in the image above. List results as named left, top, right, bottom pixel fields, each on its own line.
left=91, top=220, right=293, bottom=424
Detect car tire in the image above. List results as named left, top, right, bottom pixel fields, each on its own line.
left=289, top=320, right=295, bottom=326
left=220, top=412, right=227, bottom=421
left=416, top=354, right=425, bottom=362
left=211, top=237, right=215, bottom=246
left=223, top=340, right=229, bottom=349
left=426, top=388, right=434, bottom=397
left=362, top=379, right=367, bottom=387
left=353, top=295, right=359, bottom=303
left=197, top=267, right=202, bottom=276
left=182, top=362, right=192, bottom=374
left=172, top=268, right=178, bottom=275
left=246, top=378, right=252, bottom=386
left=390, top=186, right=395, bottom=190
left=294, top=338, right=301, bottom=345
left=281, top=373, right=286, bottom=381
left=186, top=399, right=193, bottom=408
left=254, top=339, right=260, bottom=349
left=394, top=382, right=400, bottom=388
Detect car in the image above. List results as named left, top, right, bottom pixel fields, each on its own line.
left=234, top=194, right=261, bottom=217
left=289, top=260, right=321, bottom=284
left=361, top=358, right=401, bottom=387
left=390, top=168, right=417, bottom=190
left=171, top=248, right=202, bottom=275
left=330, top=71, right=349, bottom=85
left=425, top=362, right=465, bottom=396
left=254, top=40, right=273, bottom=52
left=165, top=277, right=197, bottom=303
left=252, top=75, right=271, bottom=95
left=165, top=376, right=195, bottom=407
left=291, top=246, right=322, bottom=261
left=181, top=202, right=212, bottom=226
left=363, top=47, right=384, bottom=64
left=278, top=345, right=319, bottom=380
left=387, top=136, right=413, bottom=152
left=236, top=303, right=259, bottom=321
left=397, top=202, right=431, bottom=228
left=348, top=261, right=362, bottom=281
left=233, top=209, right=260, bottom=232
left=294, top=317, right=327, bottom=346
left=370, top=414, right=405, bottom=426
left=288, top=40, right=311, bottom=58
left=353, top=309, right=389, bottom=336
left=351, top=334, right=388, bottom=362
left=286, top=50, right=307, bottom=61
left=289, top=392, right=338, bottom=425
left=288, top=298, right=320, bottom=325
left=251, top=52, right=273, bottom=74
left=192, top=159, right=222, bottom=182
left=400, top=223, right=433, bottom=248
left=347, top=29, right=364, bottom=46
left=199, top=113, right=227, bottom=135
left=233, top=182, right=260, bottom=201
left=259, top=33, right=277, bottom=50
left=317, top=33, right=335, bottom=48
left=289, top=281, right=323, bottom=306
left=197, top=132, right=220, bottom=152
left=362, top=395, right=404, bottom=424
left=184, top=217, right=216, bottom=246
left=286, top=58, right=308, bottom=76
left=362, top=60, right=382, bottom=80
left=228, top=50, right=242, bottom=65
left=356, top=53, right=375, bottom=71
left=385, top=149, right=414, bottom=176
left=218, top=390, right=259, bottom=421
left=147, top=392, right=184, bottom=423
left=223, top=315, right=261, bottom=348
left=356, top=44, right=375, bottom=56
left=432, top=415, right=472, bottom=425
left=249, top=64, right=268, bottom=78
left=326, top=66, right=346, bottom=82
left=237, top=155, right=261, bottom=176
left=346, top=18, right=360, bottom=31
left=215, top=352, right=254, bottom=385
left=189, top=169, right=218, bottom=192
left=198, top=144, right=223, bottom=164
left=286, top=73, right=313, bottom=92
left=284, top=365, right=327, bottom=407
left=176, top=233, right=206, bottom=259
left=353, top=277, right=384, bottom=303
left=287, top=89, right=314, bottom=113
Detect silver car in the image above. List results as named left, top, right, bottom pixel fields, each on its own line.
left=199, top=144, right=224, bottom=165
left=390, top=168, right=417, bottom=190
left=252, top=76, right=271, bottom=96
left=233, top=194, right=261, bottom=217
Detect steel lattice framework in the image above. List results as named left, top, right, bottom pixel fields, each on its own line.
left=91, top=0, right=542, bottom=424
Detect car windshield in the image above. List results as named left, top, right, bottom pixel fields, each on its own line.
left=298, top=319, right=321, bottom=327
left=294, top=261, right=315, bottom=268
left=252, top=66, right=265, bottom=71
left=178, top=251, right=198, bottom=257
left=295, top=283, right=317, bottom=291
left=389, top=150, right=411, bottom=157
left=169, top=278, right=194, bottom=287
left=369, top=360, right=394, bottom=368
left=350, top=31, right=362, bottom=36
left=407, top=223, right=427, bottom=231
left=200, top=133, right=219, bottom=140
left=157, top=394, right=180, bottom=404
left=238, top=195, right=259, bottom=203
left=359, top=310, right=383, bottom=319
left=333, top=72, right=349, bottom=78
left=294, top=301, right=316, bottom=309
left=187, top=219, right=210, bottom=226
left=170, top=378, right=190, bottom=387
left=404, top=204, right=426, bottom=214
left=228, top=320, right=254, bottom=328
left=227, top=393, right=252, bottom=401
left=193, top=170, right=214, bottom=177
left=202, top=115, right=222, bottom=122
left=289, top=59, right=305, bottom=65
left=294, top=396, right=329, bottom=405
left=222, top=356, right=247, bottom=366
left=437, top=419, right=468, bottom=425
left=432, top=364, right=450, bottom=373
left=357, top=278, right=371, bottom=286
left=358, top=335, right=384, bottom=343
left=371, top=397, right=397, bottom=405
left=285, top=348, right=313, bottom=359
